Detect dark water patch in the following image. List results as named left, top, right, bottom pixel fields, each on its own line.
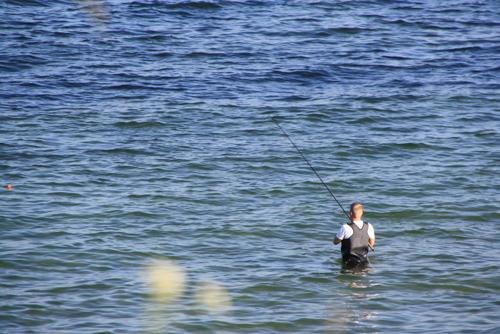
left=382, top=18, right=416, bottom=27
left=128, top=34, right=169, bottom=42
left=398, top=282, right=491, bottom=294
left=382, top=226, right=469, bottom=239
left=47, top=283, right=113, bottom=294
left=280, top=95, right=311, bottom=102
left=114, top=121, right=166, bottom=129
left=183, top=162, right=217, bottom=171
left=315, top=26, right=377, bottom=37
left=46, top=192, right=83, bottom=198
left=47, top=200, right=81, bottom=207
left=346, top=116, right=384, bottom=124
left=19, top=82, right=45, bottom=88
left=373, top=209, right=426, bottom=221
left=152, top=51, right=174, bottom=58
left=483, top=65, right=500, bottom=72
left=268, top=69, right=332, bottom=83
left=184, top=51, right=227, bottom=58
left=470, top=130, right=497, bottom=138
left=394, top=142, right=439, bottom=150
left=4, top=0, right=50, bottom=6
left=299, top=276, right=332, bottom=284
left=481, top=326, right=500, bottom=334
left=0, top=260, right=22, bottom=270
left=454, top=19, right=500, bottom=28
left=164, top=0, right=223, bottom=10
left=118, top=210, right=160, bottom=219
left=436, top=46, right=484, bottom=53
left=382, top=54, right=413, bottom=61
left=128, top=0, right=222, bottom=10
left=384, top=78, right=425, bottom=87
left=84, top=147, right=152, bottom=156
left=364, top=142, right=453, bottom=153
left=127, top=193, right=170, bottom=200
left=104, top=84, right=164, bottom=91
left=303, top=113, right=329, bottom=122
left=243, top=284, right=293, bottom=293
left=0, top=55, right=50, bottom=71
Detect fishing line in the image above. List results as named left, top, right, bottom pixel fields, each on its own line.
left=272, top=118, right=351, bottom=221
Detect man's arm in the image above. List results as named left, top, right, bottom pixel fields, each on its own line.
left=333, top=225, right=346, bottom=245
left=368, top=237, right=375, bottom=251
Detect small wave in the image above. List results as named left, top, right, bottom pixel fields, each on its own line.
left=127, top=193, right=169, bottom=200
left=284, top=318, right=321, bottom=327
left=243, top=283, right=291, bottom=293
left=47, top=201, right=80, bottom=207
left=315, top=26, right=374, bottom=37
left=104, top=84, right=159, bottom=90
left=48, top=283, right=112, bottom=294
left=385, top=78, right=425, bottom=88
left=94, top=209, right=160, bottom=219
left=114, top=121, right=166, bottom=129
left=471, top=130, right=497, bottom=138
left=269, top=69, right=331, bottom=83
left=128, top=0, right=221, bottom=10
left=166, top=0, right=222, bottom=9
left=121, top=210, right=159, bottom=218
left=368, top=141, right=452, bottom=152
left=304, top=113, right=328, bottom=122
left=436, top=46, right=483, bottom=53
left=0, top=55, right=49, bottom=72
left=85, top=147, right=151, bottom=156
left=280, top=95, right=311, bottom=102
left=428, top=7, right=462, bottom=14
left=480, top=326, right=500, bottom=334
left=347, top=116, right=382, bottom=124
left=269, top=188, right=286, bottom=196
left=394, top=142, right=434, bottom=150
left=382, top=18, right=415, bottom=26
left=183, top=162, right=215, bottom=171
left=152, top=51, right=174, bottom=58
left=185, top=51, right=226, bottom=58
left=129, top=34, right=168, bottom=42
left=382, top=55, right=414, bottom=60
left=275, top=69, right=329, bottom=78
left=5, top=0, right=50, bottom=6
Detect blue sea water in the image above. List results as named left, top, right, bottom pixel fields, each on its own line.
left=1, top=0, right=499, bottom=333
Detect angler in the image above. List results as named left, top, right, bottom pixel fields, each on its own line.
left=333, top=202, right=375, bottom=270
left=272, top=118, right=375, bottom=270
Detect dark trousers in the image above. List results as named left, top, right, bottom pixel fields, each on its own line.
left=342, top=254, right=369, bottom=270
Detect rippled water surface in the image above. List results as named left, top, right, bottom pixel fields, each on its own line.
left=1, top=0, right=499, bottom=333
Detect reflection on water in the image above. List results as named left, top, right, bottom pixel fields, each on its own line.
left=340, top=264, right=373, bottom=276
left=326, top=271, right=379, bottom=333
left=75, top=0, right=109, bottom=23
left=140, top=259, right=233, bottom=332
left=143, top=259, right=186, bottom=304
left=194, top=280, right=232, bottom=313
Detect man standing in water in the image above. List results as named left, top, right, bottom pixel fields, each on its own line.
left=333, top=202, right=375, bottom=269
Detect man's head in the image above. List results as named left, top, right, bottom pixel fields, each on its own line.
left=349, top=202, right=363, bottom=220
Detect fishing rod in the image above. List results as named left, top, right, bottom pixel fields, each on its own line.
left=272, top=118, right=351, bottom=221
left=272, top=118, right=375, bottom=253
